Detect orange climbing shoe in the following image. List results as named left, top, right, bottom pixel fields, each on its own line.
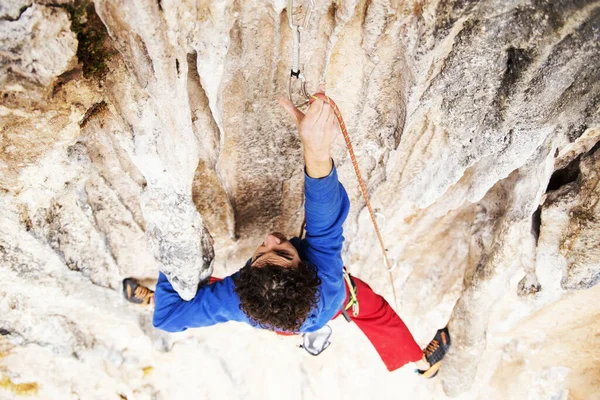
left=417, top=327, right=451, bottom=378
left=123, top=278, right=155, bottom=305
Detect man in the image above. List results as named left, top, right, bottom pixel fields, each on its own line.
left=123, top=85, right=450, bottom=377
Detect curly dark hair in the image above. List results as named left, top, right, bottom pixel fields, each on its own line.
left=233, top=261, right=321, bottom=333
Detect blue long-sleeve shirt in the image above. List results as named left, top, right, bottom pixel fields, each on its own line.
left=153, top=163, right=349, bottom=333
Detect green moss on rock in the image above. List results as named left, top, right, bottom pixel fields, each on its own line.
left=64, top=1, right=114, bottom=81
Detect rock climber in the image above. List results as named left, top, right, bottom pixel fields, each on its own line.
left=122, top=84, right=450, bottom=377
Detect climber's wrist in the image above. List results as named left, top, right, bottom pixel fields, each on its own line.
left=304, top=152, right=332, bottom=178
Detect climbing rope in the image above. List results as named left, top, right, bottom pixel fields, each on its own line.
left=287, top=0, right=398, bottom=309
left=308, top=94, right=399, bottom=309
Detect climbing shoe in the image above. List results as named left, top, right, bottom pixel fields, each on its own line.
left=417, top=326, right=451, bottom=378
left=122, top=278, right=155, bottom=305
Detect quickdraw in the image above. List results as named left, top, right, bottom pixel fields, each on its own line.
left=287, top=0, right=314, bottom=107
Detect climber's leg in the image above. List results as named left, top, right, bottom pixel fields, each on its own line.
left=338, top=276, right=423, bottom=371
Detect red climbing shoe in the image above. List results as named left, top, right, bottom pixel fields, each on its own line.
left=417, top=327, right=451, bottom=378
left=122, top=278, right=155, bottom=305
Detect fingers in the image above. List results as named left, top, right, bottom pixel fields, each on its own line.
left=325, top=107, right=342, bottom=136
left=278, top=97, right=305, bottom=126
left=305, top=96, right=324, bottom=119
left=305, top=81, right=328, bottom=117
left=325, top=105, right=334, bottom=124
left=330, top=116, right=342, bottom=136
left=309, top=99, right=335, bottom=129
left=317, top=100, right=328, bottom=122
left=300, top=81, right=332, bottom=126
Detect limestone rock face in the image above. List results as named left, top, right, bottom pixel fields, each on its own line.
left=544, top=141, right=600, bottom=290
left=0, top=0, right=599, bottom=399
left=0, top=4, right=77, bottom=88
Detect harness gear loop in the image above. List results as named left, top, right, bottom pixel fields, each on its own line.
left=343, top=269, right=359, bottom=318
left=287, top=0, right=314, bottom=107
left=309, top=93, right=399, bottom=310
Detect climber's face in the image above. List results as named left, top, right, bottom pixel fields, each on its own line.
left=250, top=232, right=301, bottom=268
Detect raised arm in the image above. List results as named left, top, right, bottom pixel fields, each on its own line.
left=303, top=163, right=350, bottom=278
left=279, top=84, right=346, bottom=278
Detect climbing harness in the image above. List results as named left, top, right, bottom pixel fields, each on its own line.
left=287, top=0, right=315, bottom=107
left=286, top=1, right=398, bottom=309
left=299, top=270, right=355, bottom=356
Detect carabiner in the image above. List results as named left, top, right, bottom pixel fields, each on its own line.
left=287, top=0, right=314, bottom=108
left=288, top=73, right=310, bottom=108
left=288, top=0, right=314, bottom=30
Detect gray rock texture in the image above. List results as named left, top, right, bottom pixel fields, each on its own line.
left=0, top=4, right=77, bottom=87
left=0, top=0, right=599, bottom=398
left=544, top=141, right=600, bottom=290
